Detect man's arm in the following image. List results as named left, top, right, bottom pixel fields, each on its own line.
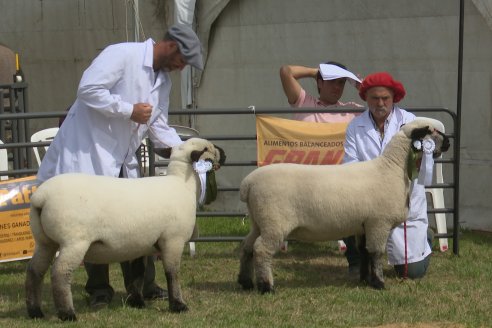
left=76, top=44, right=134, bottom=119
left=279, top=65, right=318, bottom=105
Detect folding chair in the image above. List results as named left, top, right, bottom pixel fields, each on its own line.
left=0, top=140, right=9, bottom=181
left=30, top=127, right=59, bottom=166
left=416, top=117, right=448, bottom=252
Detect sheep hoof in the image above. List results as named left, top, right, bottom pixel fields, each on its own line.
left=237, top=277, right=254, bottom=290
left=370, top=279, right=385, bottom=290
left=126, top=294, right=146, bottom=309
left=58, top=311, right=77, bottom=322
left=169, top=301, right=188, bottom=313
left=27, top=306, right=44, bottom=319
left=257, top=282, right=274, bottom=294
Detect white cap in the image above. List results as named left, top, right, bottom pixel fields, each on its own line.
left=319, top=63, right=361, bottom=87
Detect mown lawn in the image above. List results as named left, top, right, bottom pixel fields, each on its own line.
left=0, top=217, right=491, bottom=328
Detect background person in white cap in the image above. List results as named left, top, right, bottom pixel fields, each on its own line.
left=279, top=61, right=363, bottom=122
left=279, top=61, right=363, bottom=263
left=343, top=72, right=434, bottom=280
left=37, top=23, right=203, bottom=309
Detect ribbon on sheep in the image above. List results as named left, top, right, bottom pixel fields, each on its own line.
left=192, top=160, right=217, bottom=206
left=407, top=139, right=435, bottom=186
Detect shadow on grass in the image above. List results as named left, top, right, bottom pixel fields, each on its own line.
left=189, top=262, right=365, bottom=294
left=0, top=282, right=90, bottom=320
left=0, top=280, right=169, bottom=321
left=0, top=260, right=29, bottom=274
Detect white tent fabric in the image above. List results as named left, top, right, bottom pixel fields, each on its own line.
left=473, top=0, right=492, bottom=31
left=173, top=0, right=232, bottom=108
left=174, top=0, right=196, bottom=109
left=195, top=0, right=232, bottom=87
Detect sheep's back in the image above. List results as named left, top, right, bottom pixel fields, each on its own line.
left=240, top=161, right=408, bottom=240
left=32, top=173, right=197, bottom=248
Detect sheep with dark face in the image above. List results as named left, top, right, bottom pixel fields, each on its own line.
left=237, top=119, right=449, bottom=293
left=25, top=138, right=225, bottom=321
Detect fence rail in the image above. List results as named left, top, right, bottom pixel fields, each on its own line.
left=0, top=106, right=460, bottom=254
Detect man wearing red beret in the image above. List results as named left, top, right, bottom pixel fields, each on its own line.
left=343, top=72, right=432, bottom=280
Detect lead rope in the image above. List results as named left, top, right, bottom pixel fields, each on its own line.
left=404, top=221, right=408, bottom=279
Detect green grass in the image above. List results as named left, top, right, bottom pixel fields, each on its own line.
left=1, top=217, right=491, bottom=327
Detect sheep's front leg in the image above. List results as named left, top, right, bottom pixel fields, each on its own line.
left=253, top=235, right=280, bottom=294
left=159, top=240, right=188, bottom=313
left=26, top=241, right=58, bottom=319
left=238, top=222, right=260, bottom=290
left=51, top=242, right=90, bottom=321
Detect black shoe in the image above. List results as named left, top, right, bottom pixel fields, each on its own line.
left=89, top=294, right=111, bottom=309
left=143, top=286, right=168, bottom=301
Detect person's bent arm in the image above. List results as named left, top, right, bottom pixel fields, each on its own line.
left=77, top=44, right=134, bottom=119
left=279, top=65, right=318, bottom=105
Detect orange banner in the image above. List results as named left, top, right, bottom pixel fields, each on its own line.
left=0, top=176, right=39, bottom=263
left=256, top=115, right=348, bottom=166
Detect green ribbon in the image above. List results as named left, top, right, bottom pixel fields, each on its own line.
left=204, top=170, right=218, bottom=205
left=407, top=149, right=419, bottom=181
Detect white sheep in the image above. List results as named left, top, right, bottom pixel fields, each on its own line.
left=25, top=138, right=225, bottom=321
left=237, top=119, right=449, bottom=292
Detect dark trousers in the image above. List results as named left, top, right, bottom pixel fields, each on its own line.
left=85, top=256, right=158, bottom=300
left=344, top=231, right=432, bottom=279
left=85, top=167, right=160, bottom=300
left=393, top=254, right=431, bottom=279
left=343, top=235, right=361, bottom=268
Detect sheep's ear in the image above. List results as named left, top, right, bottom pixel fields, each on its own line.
left=410, top=126, right=432, bottom=141
left=214, top=144, right=227, bottom=165
left=190, top=149, right=206, bottom=162
left=154, top=148, right=172, bottom=159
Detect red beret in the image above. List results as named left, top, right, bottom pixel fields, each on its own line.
left=358, top=72, right=406, bottom=103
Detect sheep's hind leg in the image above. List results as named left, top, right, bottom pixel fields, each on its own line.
left=25, top=241, right=58, bottom=319
left=51, top=242, right=90, bottom=321
left=368, top=252, right=385, bottom=289
left=238, top=222, right=260, bottom=290
left=364, top=227, right=388, bottom=290
left=253, top=235, right=279, bottom=294
left=159, top=240, right=188, bottom=313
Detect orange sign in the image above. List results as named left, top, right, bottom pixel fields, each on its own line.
left=0, top=176, right=39, bottom=263
left=256, top=115, right=348, bottom=167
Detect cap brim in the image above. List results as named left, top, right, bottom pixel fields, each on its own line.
left=319, top=64, right=361, bottom=87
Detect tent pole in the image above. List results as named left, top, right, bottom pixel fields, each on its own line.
left=453, top=0, right=464, bottom=255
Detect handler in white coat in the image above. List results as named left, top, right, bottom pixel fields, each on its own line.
left=37, top=24, right=204, bottom=307
left=343, top=72, right=432, bottom=279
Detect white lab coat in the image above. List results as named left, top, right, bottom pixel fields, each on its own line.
left=37, top=39, right=183, bottom=182
left=343, top=106, right=432, bottom=265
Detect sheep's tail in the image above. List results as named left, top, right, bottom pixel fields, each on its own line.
left=30, top=185, right=46, bottom=209
left=239, top=175, right=251, bottom=203
left=29, top=186, right=53, bottom=245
